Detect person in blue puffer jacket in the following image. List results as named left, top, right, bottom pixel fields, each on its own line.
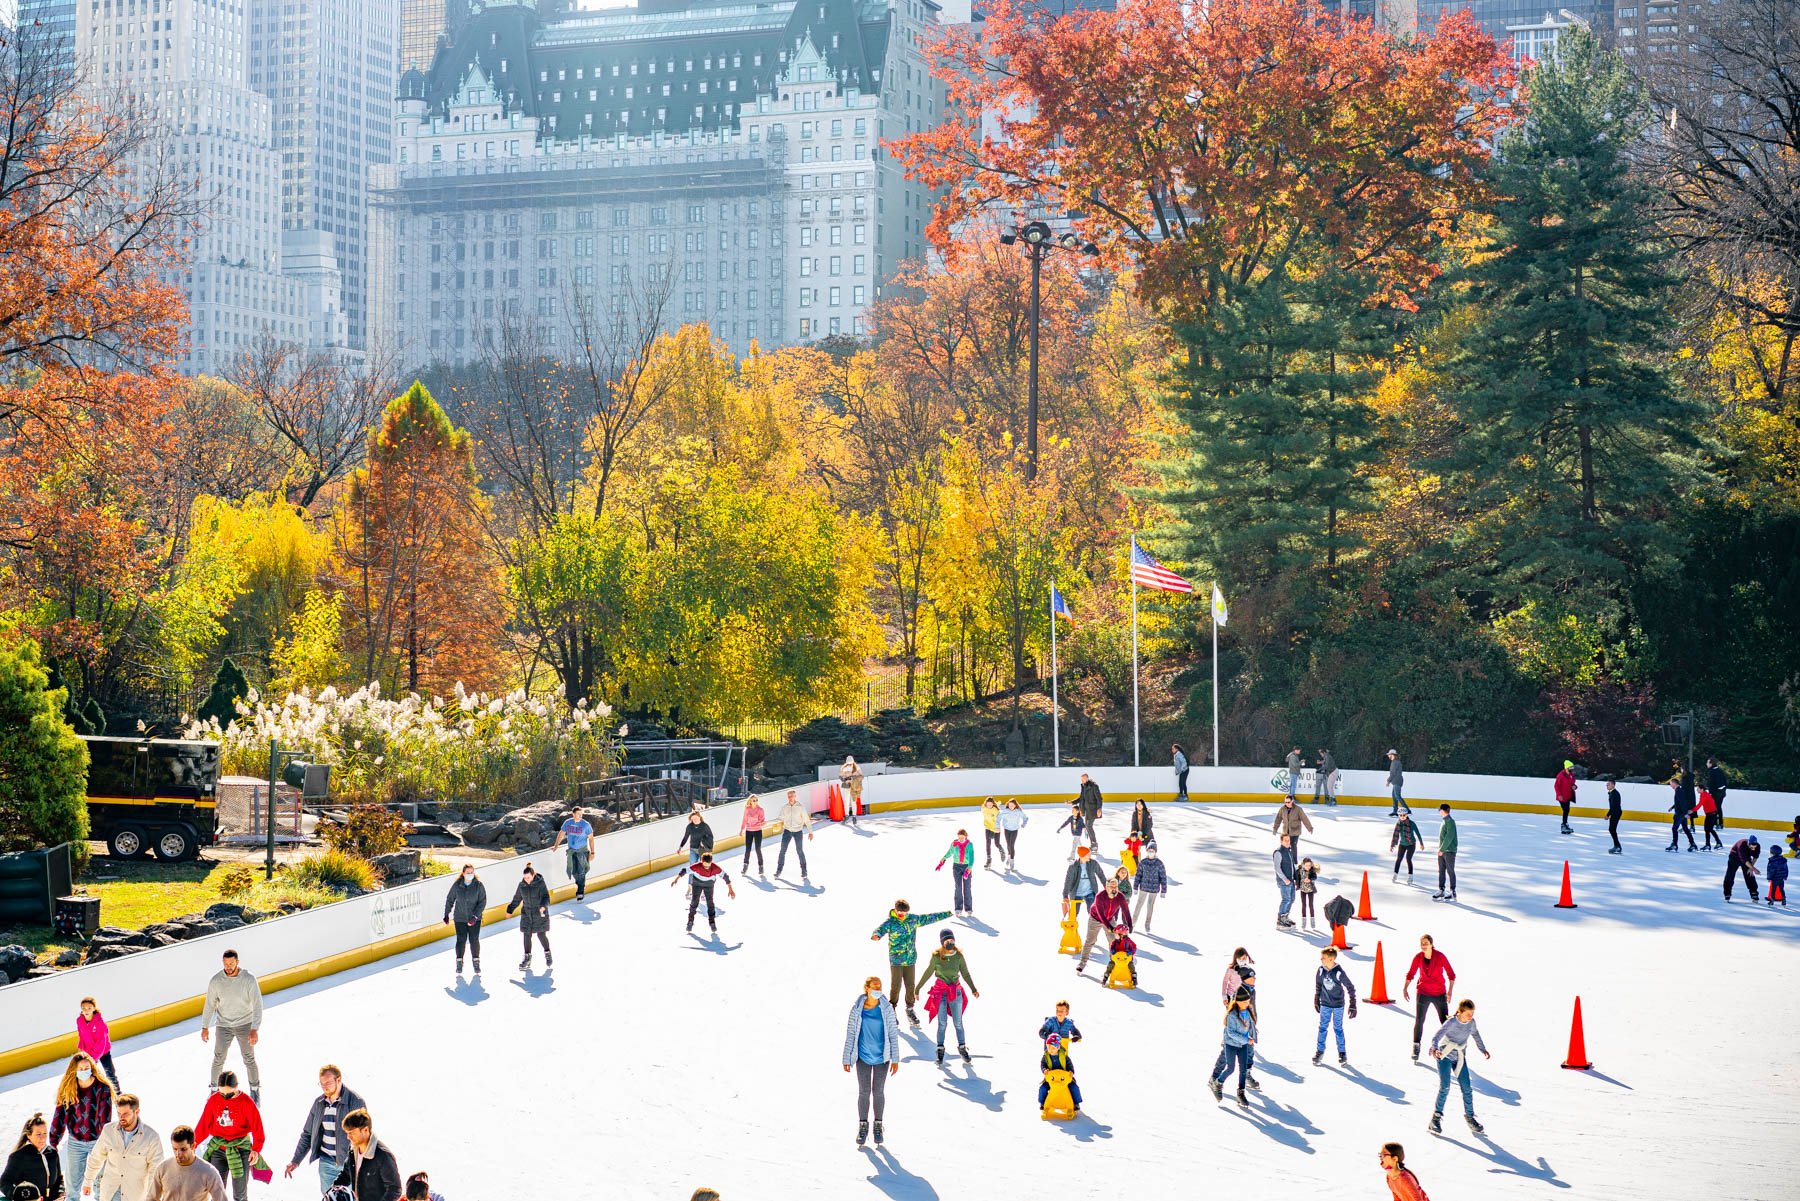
left=1766, top=844, right=1789, bottom=908
left=1132, top=842, right=1168, bottom=933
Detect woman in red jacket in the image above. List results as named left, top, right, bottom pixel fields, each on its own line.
left=196, top=1070, right=265, bottom=1201
left=1402, top=935, right=1456, bottom=1062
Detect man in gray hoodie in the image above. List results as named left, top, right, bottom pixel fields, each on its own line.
left=201, top=950, right=263, bottom=1100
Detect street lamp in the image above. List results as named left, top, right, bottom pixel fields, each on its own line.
left=999, top=221, right=1099, bottom=480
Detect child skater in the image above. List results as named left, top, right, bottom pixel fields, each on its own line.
left=76, top=997, right=119, bottom=1090
left=1208, top=987, right=1257, bottom=1108
left=1105, top=922, right=1138, bottom=988
left=1038, top=1034, right=1082, bottom=1115
left=1297, top=856, right=1320, bottom=928
left=1057, top=804, right=1088, bottom=862
left=1768, top=844, right=1789, bottom=908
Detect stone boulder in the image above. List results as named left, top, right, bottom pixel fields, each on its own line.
left=145, top=931, right=182, bottom=947
left=0, top=944, right=34, bottom=983
left=372, top=850, right=421, bottom=883
left=142, top=922, right=192, bottom=941
left=54, top=949, right=82, bottom=967
left=463, top=820, right=507, bottom=848
left=180, top=920, right=222, bottom=938
left=209, top=914, right=246, bottom=931
left=203, top=902, right=247, bottom=923
left=85, top=942, right=149, bottom=965
left=241, top=909, right=274, bottom=925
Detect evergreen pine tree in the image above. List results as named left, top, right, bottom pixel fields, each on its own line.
left=0, top=638, right=91, bottom=852
left=81, top=697, right=107, bottom=737
left=198, top=656, right=249, bottom=728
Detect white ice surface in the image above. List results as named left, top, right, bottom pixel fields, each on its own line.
left=6, top=804, right=1798, bottom=1201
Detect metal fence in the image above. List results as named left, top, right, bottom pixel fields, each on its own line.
left=214, top=779, right=307, bottom=844
left=574, top=738, right=750, bottom=825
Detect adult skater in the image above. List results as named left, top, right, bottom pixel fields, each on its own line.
left=1062, top=845, right=1105, bottom=926
left=1171, top=743, right=1190, bottom=801
left=1284, top=747, right=1304, bottom=800
left=1553, top=760, right=1577, bottom=834
left=505, top=862, right=552, bottom=970
left=1075, top=876, right=1132, bottom=975
left=194, top=1072, right=264, bottom=1201
left=328, top=1110, right=400, bottom=1201
left=872, top=900, right=951, bottom=1026
left=739, top=793, right=768, bottom=875
left=1129, top=799, right=1154, bottom=848
left=1705, top=755, right=1728, bottom=828
left=1403, top=934, right=1456, bottom=1061
left=841, top=975, right=901, bottom=1147
left=980, top=799, right=1003, bottom=868
left=144, top=1126, right=226, bottom=1201
left=1428, top=999, right=1491, bottom=1136
left=1605, top=777, right=1623, bottom=854
left=284, top=1064, right=366, bottom=1197
left=3, top=1114, right=63, bottom=1201
left=678, top=809, right=715, bottom=867
left=1667, top=763, right=1698, bottom=851
left=1696, top=788, right=1723, bottom=850
left=1132, top=841, right=1167, bottom=933
left=840, top=757, right=866, bottom=826
left=1391, top=810, right=1423, bottom=884
left=83, top=1092, right=162, bottom=1201
left=1312, top=946, right=1359, bottom=1065
left=1057, top=804, right=1089, bottom=862
left=1274, top=833, right=1298, bottom=929
left=671, top=852, right=737, bottom=935
left=774, top=789, right=813, bottom=883
left=1380, top=1143, right=1430, bottom=1201
left=75, top=998, right=119, bottom=1093
left=442, top=863, right=486, bottom=975
left=48, top=1053, right=111, bottom=1195
left=1386, top=749, right=1408, bottom=816
left=1207, top=988, right=1257, bottom=1108
left=1273, top=797, right=1313, bottom=862
left=1316, top=746, right=1340, bottom=805
left=918, top=929, right=980, bottom=1064
left=1075, top=773, right=1104, bottom=852
left=1724, top=835, right=1761, bottom=902
left=1432, top=805, right=1458, bottom=901
left=936, top=829, right=976, bottom=916
left=998, top=800, right=1028, bottom=870
left=552, top=805, right=595, bottom=899
left=200, top=951, right=262, bottom=1102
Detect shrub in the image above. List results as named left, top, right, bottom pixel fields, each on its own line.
left=418, top=856, right=452, bottom=878
left=217, top=866, right=257, bottom=899
left=320, top=803, right=409, bottom=859
left=0, top=637, right=90, bottom=856
left=253, top=879, right=342, bottom=911
left=290, top=850, right=377, bottom=894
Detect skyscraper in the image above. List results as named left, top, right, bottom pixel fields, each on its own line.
left=401, top=0, right=469, bottom=74
left=248, top=0, right=400, bottom=351
left=16, top=0, right=76, bottom=78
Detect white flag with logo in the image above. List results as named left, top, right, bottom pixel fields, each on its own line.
left=1211, top=583, right=1229, bottom=628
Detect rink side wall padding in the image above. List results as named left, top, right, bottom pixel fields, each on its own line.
left=3, top=768, right=1793, bottom=1077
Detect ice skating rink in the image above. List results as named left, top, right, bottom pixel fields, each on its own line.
left=5, top=802, right=1798, bottom=1200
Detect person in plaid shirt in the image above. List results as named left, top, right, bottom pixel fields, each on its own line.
left=49, top=1051, right=113, bottom=1193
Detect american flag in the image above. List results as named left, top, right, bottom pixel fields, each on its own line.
left=1129, top=538, right=1194, bottom=594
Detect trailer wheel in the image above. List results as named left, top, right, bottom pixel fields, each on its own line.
left=108, top=826, right=149, bottom=859
left=153, top=826, right=195, bottom=862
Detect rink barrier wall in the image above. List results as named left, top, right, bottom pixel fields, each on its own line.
left=4, top=769, right=1791, bottom=1077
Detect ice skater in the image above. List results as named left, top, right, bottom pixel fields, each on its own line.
left=200, top=950, right=262, bottom=1101
left=1667, top=762, right=1697, bottom=851
left=83, top=1091, right=161, bottom=1201
left=774, top=789, right=813, bottom=883
left=1062, top=845, right=1105, bottom=919
left=1121, top=830, right=1143, bottom=878
left=671, top=851, right=736, bottom=935
left=1297, top=856, right=1320, bottom=929
left=1554, top=760, right=1577, bottom=834
left=195, top=1071, right=265, bottom=1201
left=998, top=800, right=1028, bottom=870
left=1705, top=755, right=1728, bottom=828
left=1074, top=876, right=1131, bottom=975
left=505, top=862, right=552, bottom=970
left=677, top=809, right=715, bottom=867
left=1432, top=805, right=1458, bottom=901
left=739, top=793, right=767, bottom=874
left=1076, top=773, right=1104, bottom=852
left=553, top=805, right=595, bottom=899
left=76, top=997, right=119, bottom=1092
left=1285, top=746, right=1305, bottom=800
left=1131, top=841, right=1167, bottom=933
left=918, top=928, right=980, bottom=1064
left=1428, top=999, right=1491, bottom=1136
left=1171, top=743, right=1190, bottom=801
left=1217, top=948, right=1262, bottom=1091
left=1038, top=1034, right=1082, bottom=1115
left=283, top=1064, right=365, bottom=1197
left=1208, top=988, right=1257, bottom=1108
left=1380, top=1143, right=1430, bottom=1201
left=1387, top=748, right=1408, bottom=815
left=1316, top=746, right=1339, bottom=805
left=1057, top=803, right=1089, bottom=862
left=1273, top=795, right=1313, bottom=861
left=1403, top=935, right=1456, bottom=1061
left=871, top=899, right=950, bottom=1026
left=49, top=1052, right=112, bottom=1195
left=1391, top=811, right=1422, bottom=883
left=1104, top=923, right=1138, bottom=988
left=1724, top=835, right=1761, bottom=902
left=1312, top=946, right=1358, bottom=1065
left=1274, top=833, right=1298, bottom=928
left=840, top=756, right=866, bottom=826
left=981, top=799, right=1003, bottom=868
left=1038, top=1000, right=1081, bottom=1048
left=1766, top=844, right=1788, bottom=907
left=1604, top=777, right=1623, bottom=854
left=1129, top=799, right=1154, bottom=848
left=1697, top=787, right=1723, bottom=850
left=936, top=828, right=976, bottom=916
left=842, top=976, right=900, bottom=1148
left=442, top=863, right=486, bottom=974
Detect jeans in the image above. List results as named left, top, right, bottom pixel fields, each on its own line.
left=855, top=1059, right=889, bottom=1121
left=1434, top=1054, right=1475, bottom=1116
left=1412, top=992, right=1448, bottom=1048
left=63, top=1137, right=95, bottom=1198
left=1215, top=1042, right=1252, bottom=1090
left=1278, top=881, right=1295, bottom=917
left=1394, top=845, right=1415, bottom=875
left=453, top=920, right=481, bottom=966
left=1437, top=851, right=1457, bottom=894
left=742, top=829, right=764, bottom=871
left=1176, top=768, right=1189, bottom=800
left=318, top=1156, right=343, bottom=1197
left=888, top=962, right=918, bottom=1009
left=951, top=865, right=973, bottom=911
left=777, top=830, right=808, bottom=876
left=687, top=848, right=703, bottom=867
left=208, top=1145, right=250, bottom=1201
left=209, top=1023, right=260, bottom=1093
left=1315, top=1005, right=1345, bottom=1055
left=935, top=993, right=966, bottom=1047
left=686, top=885, right=718, bottom=925
left=1390, top=784, right=1407, bottom=814
left=1131, top=890, right=1158, bottom=929
left=566, top=847, right=590, bottom=895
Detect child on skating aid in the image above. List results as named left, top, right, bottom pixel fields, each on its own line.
left=1297, top=857, right=1320, bottom=928
left=1122, top=832, right=1143, bottom=877
left=1768, top=844, right=1790, bottom=908
left=1106, top=924, right=1138, bottom=987
left=1038, top=1034, right=1082, bottom=1113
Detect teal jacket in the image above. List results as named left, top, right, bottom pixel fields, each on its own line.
left=938, top=838, right=975, bottom=870
left=873, top=909, right=951, bottom=966
left=1439, top=816, right=1458, bottom=854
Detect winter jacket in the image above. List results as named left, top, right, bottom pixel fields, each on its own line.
left=506, top=875, right=552, bottom=933
left=195, top=1092, right=264, bottom=1155
left=1086, top=890, right=1131, bottom=932
left=1386, top=1166, right=1431, bottom=1201
left=872, top=909, right=952, bottom=966
left=1553, top=769, right=1577, bottom=803
left=842, top=994, right=902, bottom=1066
left=1038, top=1015, right=1082, bottom=1044
left=1438, top=816, right=1458, bottom=855
left=1061, top=858, right=1105, bottom=902
left=1767, top=853, right=1789, bottom=888
left=1672, top=774, right=1697, bottom=813
left=1314, top=963, right=1358, bottom=1011
left=1696, top=791, right=1718, bottom=817
left=1134, top=856, right=1168, bottom=896
left=1223, top=1007, right=1256, bottom=1047
left=1391, top=817, right=1422, bottom=851
left=1272, top=802, right=1313, bottom=840
left=290, top=1085, right=367, bottom=1169
left=938, top=838, right=975, bottom=870
left=1405, top=950, right=1455, bottom=996
left=84, top=1119, right=165, bottom=1201
left=1605, top=787, right=1622, bottom=818
left=919, top=946, right=978, bottom=992
left=675, top=861, right=731, bottom=890
left=201, top=969, right=263, bottom=1030
left=1729, top=839, right=1761, bottom=869
left=739, top=801, right=767, bottom=832
left=1129, top=808, right=1154, bottom=843
left=1297, top=862, right=1319, bottom=894
left=1, top=1143, right=64, bottom=1201
left=331, top=1137, right=402, bottom=1201
left=1172, top=749, right=1189, bottom=774
left=1221, top=961, right=1256, bottom=1001
left=1076, top=780, right=1103, bottom=820
left=1387, top=757, right=1404, bottom=787
left=50, top=1079, right=112, bottom=1146
left=982, top=806, right=1000, bottom=833
left=1319, top=750, right=1338, bottom=779
left=1285, top=751, right=1304, bottom=781
left=677, top=820, right=715, bottom=853
left=442, top=877, right=487, bottom=925
left=76, top=1012, right=112, bottom=1060
left=840, top=765, right=866, bottom=798
left=1706, top=764, right=1728, bottom=799
left=1273, top=844, right=1296, bottom=885
left=776, top=800, right=812, bottom=835
left=999, top=807, right=1028, bottom=832
left=1056, top=813, right=1088, bottom=837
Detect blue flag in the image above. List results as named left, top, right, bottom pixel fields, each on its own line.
left=1052, top=585, right=1073, bottom=622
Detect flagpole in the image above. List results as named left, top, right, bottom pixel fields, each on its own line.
left=1131, top=541, right=1141, bottom=769
left=1050, top=584, right=1061, bottom=768
left=1212, top=585, right=1221, bottom=768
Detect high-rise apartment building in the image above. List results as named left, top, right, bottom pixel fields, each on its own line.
left=16, top=0, right=76, bottom=77
left=247, top=0, right=399, bottom=351
left=1417, top=0, right=1610, bottom=40
left=368, top=0, right=947, bottom=366
left=1610, top=0, right=1687, bottom=58
left=401, top=0, right=470, bottom=74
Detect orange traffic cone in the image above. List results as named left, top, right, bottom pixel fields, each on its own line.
left=1355, top=871, right=1376, bottom=921
left=1554, top=860, right=1578, bottom=908
left=1367, top=940, right=1393, bottom=1004
left=827, top=783, right=845, bottom=823
left=1331, top=923, right=1350, bottom=950
left=1561, top=996, right=1593, bottom=1069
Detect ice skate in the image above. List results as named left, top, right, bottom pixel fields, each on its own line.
left=1208, top=1077, right=1223, bottom=1101
left=545, top=949, right=553, bottom=966
left=1429, top=1113, right=1443, bottom=1135
left=906, top=1008, right=920, bottom=1028
left=935, top=1045, right=945, bottom=1064
left=959, top=1044, right=971, bottom=1064
left=1246, top=1074, right=1262, bottom=1092
left=1466, top=1114, right=1485, bottom=1135
left=1236, top=1089, right=1249, bottom=1109
left=1412, top=1044, right=1420, bottom=1062
left=1338, top=1053, right=1348, bottom=1065
left=872, top=1121, right=884, bottom=1146
left=1312, top=1050, right=1323, bottom=1065
left=857, top=1121, right=868, bottom=1147
left=518, top=956, right=530, bottom=970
